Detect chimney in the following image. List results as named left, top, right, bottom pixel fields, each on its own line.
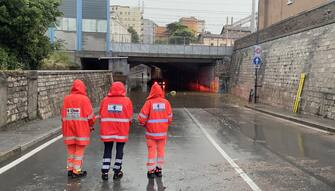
left=231, top=17, right=234, bottom=25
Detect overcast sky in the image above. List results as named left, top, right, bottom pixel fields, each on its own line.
left=111, top=0, right=256, bottom=34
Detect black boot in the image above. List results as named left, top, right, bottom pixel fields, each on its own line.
left=67, top=170, right=73, bottom=177
left=113, top=171, right=123, bottom=180
left=147, top=170, right=155, bottom=179
left=155, top=167, right=163, bottom=177
left=72, top=170, right=87, bottom=178
left=102, top=173, right=109, bottom=181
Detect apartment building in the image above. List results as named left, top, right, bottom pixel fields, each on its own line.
left=111, top=5, right=143, bottom=40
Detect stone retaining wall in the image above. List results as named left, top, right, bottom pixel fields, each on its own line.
left=0, top=71, right=113, bottom=128
left=230, top=20, right=335, bottom=119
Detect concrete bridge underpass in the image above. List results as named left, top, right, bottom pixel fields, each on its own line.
left=79, top=43, right=233, bottom=92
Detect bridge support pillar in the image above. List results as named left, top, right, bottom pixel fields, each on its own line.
left=108, top=58, right=129, bottom=75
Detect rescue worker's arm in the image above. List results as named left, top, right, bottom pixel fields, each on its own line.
left=127, top=98, right=134, bottom=126
left=167, top=101, right=173, bottom=125
left=85, top=98, right=96, bottom=128
left=138, top=101, right=150, bottom=126
left=61, top=104, right=65, bottom=123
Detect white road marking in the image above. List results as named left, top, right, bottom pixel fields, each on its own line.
left=184, top=108, right=262, bottom=191
left=0, top=135, right=63, bottom=175
left=244, top=108, right=330, bottom=134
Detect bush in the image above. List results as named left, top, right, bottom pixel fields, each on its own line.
left=0, top=48, right=23, bottom=70
left=41, top=51, right=80, bottom=70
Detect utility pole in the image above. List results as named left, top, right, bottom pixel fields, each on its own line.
left=254, top=0, right=261, bottom=103
left=251, top=0, right=256, bottom=32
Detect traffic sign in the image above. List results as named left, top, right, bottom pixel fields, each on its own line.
left=254, top=45, right=262, bottom=57
left=253, top=56, right=262, bottom=65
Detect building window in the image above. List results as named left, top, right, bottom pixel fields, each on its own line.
left=97, top=20, right=107, bottom=32
left=287, top=0, right=294, bottom=5
left=83, top=19, right=96, bottom=32
left=82, top=19, right=107, bottom=33
left=56, top=17, right=76, bottom=31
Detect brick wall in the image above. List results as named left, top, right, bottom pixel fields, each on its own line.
left=230, top=21, right=335, bottom=119
left=0, top=71, right=113, bottom=128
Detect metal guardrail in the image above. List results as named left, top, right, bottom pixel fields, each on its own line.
left=110, top=43, right=233, bottom=57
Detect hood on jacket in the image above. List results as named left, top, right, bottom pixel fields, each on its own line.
left=147, top=82, right=164, bottom=100
left=70, top=80, right=87, bottom=95
left=108, top=82, right=126, bottom=97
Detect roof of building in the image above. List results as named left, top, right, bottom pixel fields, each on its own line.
left=220, top=25, right=251, bottom=34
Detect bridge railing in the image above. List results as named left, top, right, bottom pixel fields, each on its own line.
left=110, top=42, right=233, bottom=56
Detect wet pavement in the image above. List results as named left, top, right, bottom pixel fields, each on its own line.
left=0, top=81, right=334, bottom=190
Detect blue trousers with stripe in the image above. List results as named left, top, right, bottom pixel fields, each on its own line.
left=101, top=142, right=125, bottom=173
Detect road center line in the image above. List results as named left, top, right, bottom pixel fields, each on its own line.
left=184, top=108, right=262, bottom=191
left=0, top=135, right=63, bottom=175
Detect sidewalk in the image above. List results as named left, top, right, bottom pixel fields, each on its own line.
left=0, top=116, right=62, bottom=163
left=245, top=104, right=335, bottom=133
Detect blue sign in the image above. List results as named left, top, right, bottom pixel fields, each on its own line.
left=253, top=56, right=262, bottom=65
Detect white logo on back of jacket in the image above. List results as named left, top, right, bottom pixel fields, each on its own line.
left=153, top=103, right=166, bottom=111
left=108, top=104, right=123, bottom=113
left=67, top=108, right=81, bottom=119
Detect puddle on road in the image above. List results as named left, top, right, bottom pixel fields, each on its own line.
left=205, top=107, right=335, bottom=187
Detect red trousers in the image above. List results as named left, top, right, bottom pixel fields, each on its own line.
left=146, top=139, right=166, bottom=171
left=66, top=144, right=86, bottom=173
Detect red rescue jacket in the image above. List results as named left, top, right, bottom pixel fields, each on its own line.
left=99, top=82, right=133, bottom=142
left=138, top=83, right=173, bottom=140
left=61, top=80, right=96, bottom=145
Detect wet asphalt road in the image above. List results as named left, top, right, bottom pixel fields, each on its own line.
left=0, top=89, right=335, bottom=191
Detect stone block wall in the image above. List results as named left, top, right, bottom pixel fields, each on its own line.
left=0, top=71, right=113, bottom=128
left=37, top=71, right=112, bottom=119
left=230, top=21, right=335, bottom=119
left=4, top=72, right=29, bottom=124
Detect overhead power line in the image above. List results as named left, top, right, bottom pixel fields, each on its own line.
left=143, top=6, right=250, bottom=15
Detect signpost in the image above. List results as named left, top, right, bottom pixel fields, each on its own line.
left=252, top=45, right=262, bottom=103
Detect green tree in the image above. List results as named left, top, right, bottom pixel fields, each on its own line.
left=0, top=0, right=62, bottom=70
left=166, top=22, right=196, bottom=45
left=127, top=26, right=140, bottom=43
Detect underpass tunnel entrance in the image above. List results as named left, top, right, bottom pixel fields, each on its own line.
left=81, top=58, right=108, bottom=70
left=128, top=57, right=218, bottom=92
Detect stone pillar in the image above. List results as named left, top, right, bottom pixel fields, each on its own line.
left=0, top=72, right=7, bottom=127
left=26, top=71, right=38, bottom=120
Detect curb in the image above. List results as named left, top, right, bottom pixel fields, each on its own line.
left=245, top=105, right=335, bottom=133
left=0, top=127, right=61, bottom=163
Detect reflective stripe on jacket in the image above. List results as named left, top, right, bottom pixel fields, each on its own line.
left=61, top=80, right=96, bottom=145
left=99, top=82, right=133, bottom=142
left=138, top=83, right=173, bottom=140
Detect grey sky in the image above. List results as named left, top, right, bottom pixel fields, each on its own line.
left=111, top=0, right=255, bottom=34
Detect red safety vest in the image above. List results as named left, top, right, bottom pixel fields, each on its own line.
left=61, top=80, right=96, bottom=146
left=138, top=83, right=173, bottom=140
left=99, top=82, right=133, bottom=142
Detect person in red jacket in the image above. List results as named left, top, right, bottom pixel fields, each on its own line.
left=99, top=82, right=133, bottom=181
left=61, top=80, right=96, bottom=178
left=138, top=82, right=173, bottom=179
